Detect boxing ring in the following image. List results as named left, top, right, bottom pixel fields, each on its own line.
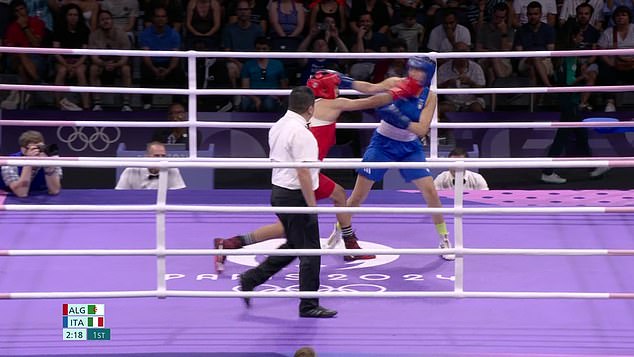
left=1, top=47, right=634, bottom=356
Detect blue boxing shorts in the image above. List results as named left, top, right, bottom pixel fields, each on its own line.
left=357, top=132, right=431, bottom=182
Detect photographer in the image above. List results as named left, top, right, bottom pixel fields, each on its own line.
left=1, top=130, right=62, bottom=197
left=297, top=16, right=348, bottom=83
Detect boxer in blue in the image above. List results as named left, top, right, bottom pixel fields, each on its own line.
left=336, top=56, right=455, bottom=261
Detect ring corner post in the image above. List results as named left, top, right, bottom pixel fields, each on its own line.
left=156, top=164, right=169, bottom=299
left=453, top=164, right=465, bottom=294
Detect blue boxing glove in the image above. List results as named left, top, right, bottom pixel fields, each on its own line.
left=377, top=104, right=411, bottom=129
left=322, top=69, right=355, bottom=89
left=337, top=73, right=355, bottom=89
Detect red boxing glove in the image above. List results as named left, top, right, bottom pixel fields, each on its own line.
left=388, top=77, right=422, bottom=100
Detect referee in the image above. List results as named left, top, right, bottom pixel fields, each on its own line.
left=240, top=86, right=337, bottom=318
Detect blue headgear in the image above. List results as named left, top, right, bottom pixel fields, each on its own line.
left=407, top=56, right=436, bottom=86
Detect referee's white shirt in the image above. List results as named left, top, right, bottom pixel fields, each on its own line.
left=434, top=170, right=489, bottom=190
left=269, top=110, right=319, bottom=190
left=115, top=167, right=186, bottom=190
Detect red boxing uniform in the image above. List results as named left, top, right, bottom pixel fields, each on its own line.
left=309, top=114, right=337, bottom=200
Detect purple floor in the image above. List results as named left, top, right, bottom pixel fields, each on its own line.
left=1, top=190, right=634, bottom=356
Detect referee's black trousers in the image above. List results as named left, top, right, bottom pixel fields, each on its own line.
left=543, top=95, right=591, bottom=175
left=242, top=185, right=321, bottom=313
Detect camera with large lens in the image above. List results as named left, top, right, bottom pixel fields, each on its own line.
left=37, top=143, right=59, bottom=156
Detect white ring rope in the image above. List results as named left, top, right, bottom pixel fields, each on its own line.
left=0, top=120, right=631, bottom=130
left=4, top=248, right=634, bottom=257
left=1, top=47, right=633, bottom=301
left=2, top=83, right=634, bottom=95
left=0, top=156, right=629, bottom=162
left=2, top=204, right=633, bottom=214
left=1, top=157, right=631, bottom=169
left=2, top=46, right=634, bottom=59
left=1, top=290, right=632, bottom=300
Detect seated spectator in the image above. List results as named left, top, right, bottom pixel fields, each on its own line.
left=268, top=0, right=305, bottom=51
left=512, top=0, right=557, bottom=28
left=427, top=9, right=472, bottom=52
left=603, top=0, right=633, bottom=28
left=143, top=0, right=183, bottom=33
left=152, top=102, right=201, bottom=148
left=513, top=1, right=555, bottom=87
left=434, top=147, right=489, bottom=190
left=428, top=0, right=472, bottom=34
left=115, top=142, right=186, bottom=190
left=185, top=0, right=221, bottom=50
left=1, top=130, right=62, bottom=197
left=100, top=0, right=138, bottom=34
left=240, top=37, right=288, bottom=112
left=565, top=3, right=601, bottom=111
left=468, top=0, right=512, bottom=33
left=138, top=6, right=186, bottom=110
left=389, top=7, right=425, bottom=52
left=1, top=0, right=48, bottom=110
left=349, top=12, right=389, bottom=80
left=597, top=6, right=634, bottom=112
left=53, top=3, right=91, bottom=111
left=308, top=0, right=347, bottom=35
left=89, top=10, right=133, bottom=111
left=62, top=0, right=100, bottom=30
left=475, top=2, right=514, bottom=85
left=349, top=0, right=392, bottom=35
left=221, top=0, right=264, bottom=100
left=559, top=0, right=604, bottom=29
left=437, top=43, right=486, bottom=118
left=297, top=16, right=348, bottom=83
left=227, top=0, right=268, bottom=33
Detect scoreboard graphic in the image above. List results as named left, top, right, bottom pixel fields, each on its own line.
left=62, top=304, right=111, bottom=340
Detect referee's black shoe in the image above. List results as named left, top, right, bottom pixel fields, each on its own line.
left=300, top=306, right=338, bottom=318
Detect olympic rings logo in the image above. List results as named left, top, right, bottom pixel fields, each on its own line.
left=56, top=126, right=121, bottom=152
left=231, top=283, right=387, bottom=293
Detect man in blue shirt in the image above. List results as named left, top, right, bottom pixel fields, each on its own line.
left=138, top=6, right=185, bottom=109
left=221, top=0, right=264, bottom=96
left=1, top=130, right=62, bottom=197
left=240, top=37, right=288, bottom=112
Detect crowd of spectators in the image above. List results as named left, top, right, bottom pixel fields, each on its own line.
left=0, top=0, right=633, bottom=113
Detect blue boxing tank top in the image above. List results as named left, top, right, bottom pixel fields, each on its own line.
left=376, top=87, right=430, bottom=142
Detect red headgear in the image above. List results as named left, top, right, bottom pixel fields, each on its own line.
left=307, top=71, right=341, bottom=99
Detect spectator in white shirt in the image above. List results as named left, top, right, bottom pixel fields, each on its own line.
left=434, top=147, right=489, bottom=190
left=115, top=142, right=186, bottom=190
left=437, top=43, right=487, bottom=114
left=427, top=9, right=472, bottom=52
